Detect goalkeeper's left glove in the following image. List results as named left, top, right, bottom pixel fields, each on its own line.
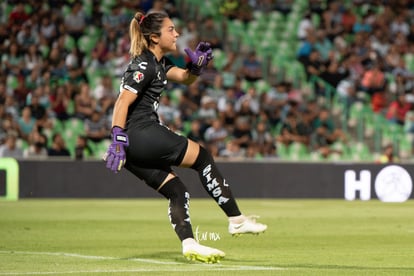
left=184, top=41, right=213, bottom=76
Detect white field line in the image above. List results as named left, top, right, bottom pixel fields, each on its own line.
left=0, top=250, right=285, bottom=274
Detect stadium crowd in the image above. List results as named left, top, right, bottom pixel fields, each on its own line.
left=1, top=0, right=414, bottom=162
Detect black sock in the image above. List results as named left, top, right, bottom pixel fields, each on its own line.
left=191, top=146, right=242, bottom=217
left=158, top=177, right=194, bottom=241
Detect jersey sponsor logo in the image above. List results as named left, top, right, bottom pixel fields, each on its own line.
left=133, top=71, right=144, bottom=83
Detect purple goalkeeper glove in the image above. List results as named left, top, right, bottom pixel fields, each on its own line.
left=103, top=126, right=129, bottom=173
left=184, top=41, right=213, bottom=76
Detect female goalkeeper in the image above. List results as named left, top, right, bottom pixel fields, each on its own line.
left=103, top=11, right=267, bottom=263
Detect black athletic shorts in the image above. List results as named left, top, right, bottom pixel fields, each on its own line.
left=124, top=121, right=188, bottom=189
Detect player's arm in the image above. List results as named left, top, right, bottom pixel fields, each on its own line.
left=111, top=89, right=137, bottom=128
left=167, top=67, right=198, bottom=85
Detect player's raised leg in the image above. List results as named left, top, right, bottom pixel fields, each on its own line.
left=182, top=140, right=268, bottom=236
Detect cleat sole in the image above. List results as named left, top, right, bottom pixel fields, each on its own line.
left=183, top=252, right=223, bottom=264
left=230, top=230, right=266, bottom=237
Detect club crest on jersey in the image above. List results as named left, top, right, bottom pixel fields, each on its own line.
left=133, top=71, right=144, bottom=83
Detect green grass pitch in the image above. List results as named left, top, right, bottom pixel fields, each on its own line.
left=0, top=199, right=413, bottom=275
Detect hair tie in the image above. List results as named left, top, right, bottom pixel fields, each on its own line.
left=139, top=15, right=145, bottom=25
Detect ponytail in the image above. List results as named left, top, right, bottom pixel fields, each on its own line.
left=129, top=12, right=147, bottom=57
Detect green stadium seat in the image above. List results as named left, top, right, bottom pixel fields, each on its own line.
left=64, top=35, right=76, bottom=51
left=78, top=35, right=97, bottom=55
left=350, top=142, right=372, bottom=161
left=212, top=49, right=228, bottom=71
left=288, top=142, right=309, bottom=161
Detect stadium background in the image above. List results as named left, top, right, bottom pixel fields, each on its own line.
left=1, top=2, right=414, bottom=274
left=1, top=0, right=414, bottom=163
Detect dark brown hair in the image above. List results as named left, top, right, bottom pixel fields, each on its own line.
left=129, top=12, right=169, bottom=57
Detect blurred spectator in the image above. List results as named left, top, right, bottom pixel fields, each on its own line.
left=235, top=86, right=260, bottom=116
left=4, top=95, right=19, bottom=122
left=0, top=82, right=6, bottom=105
left=231, top=116, right=253, bottom=149
left=17, top=106, right=37, bottom=142
left=198, top=16, right=222, bottom=49
left=147, top=0, right=168, bottom=15
left=352, top=12, right=373, bottom=34
left=178, top=82, right=201, bottom=121
left=166, top=47, right=187, bottom=69
left=197, top=95, right=217, bottom=131
left=186, top=119, right=205, bottom=146
left=74, top=135, right=93, bottom=160
left=312, top=108, right=346, bottom=146
left=47, top=133, right=70, bottom=157
left=314, top=29, right=333, bottom=62
left=359, top=62, right=386, bottom=96
left=204, top=118, right=228, bottom=154
left=385, top=93, right=411, bottom=126
left=302, top=49, right=327, bottom=89
left=219, top=0, right=239, bottom=20
left=27, top=93, right=47, bottom=123
left=64, top=1, right=86, bottom=42
left=297, top=12, right=314, bottom=41
left=370, top=28, right=390, bottom=58
left=0, top=134, right=23, bottom=158
left=390, top=14, right=409, bottom=38
left=111, top=47, right=130, bottom=78
left=321, top=1, right=343, bottom=41
left=8, top=3, right=30, bottom=34
left=117, top=32, right=131, bottom=59
left=344, top=53, right=365, bottom=84
left=24, top=44, right=43, bottom=77
left=251, top=121, right=274, bottom=156
left=1, top=113, right=20, bottom=140
left=220, top=140, right=244, bottom=159
left=239, top=51, right=262, bottom=83
left=2, top=42, right=24, bottom=77
left=92, top=75, right=116, bottom=114
left=176, top=20, right=198, bottom=56
left=65, top=47, right=87, bottom=84
left=84, top=110, right=109, bottom=143
left=49, top=85, right=70, bottom=121
left=102, top=4, right=128, bottom=38
left=277, top=111, right=310, bottom=147
left=199, top=61, right=220, bottom=89
left=158, top=95, right=182, bottom=128
left=341, top=7, right=357, bottom=33
left=320, top=60, right=350, bottom=91
left=385, top=44, right=403, bottom=72
left=90, top=39, right=111, bottom=70
left=376, top=143, right=399, bottom=163
left=236, top=0, right=253, bottom=23
left=274, top=0, right=292, bottom=15
left=39, top=14, right=57, bottom=43
left=404, top=108, right=414, bottom=134
left=73, top=83, right=96, bottom=120
left=23, top=130, right=48, bottom=159
left=16, top=21, right=39, bottom=51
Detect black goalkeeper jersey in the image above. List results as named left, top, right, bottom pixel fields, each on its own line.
left=120, top=49, right=175, bottom=128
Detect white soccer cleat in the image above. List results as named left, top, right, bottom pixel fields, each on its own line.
left=228, top=215, right=268, bottom=236
left=182, top=241, right=225, bottom=264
